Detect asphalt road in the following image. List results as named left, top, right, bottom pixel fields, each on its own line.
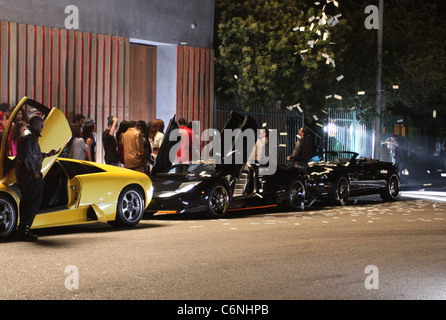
left=1, top=195, right=445, bottom=301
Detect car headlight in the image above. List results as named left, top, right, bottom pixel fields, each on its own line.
left=159, top=182, right=201, bottom=198
left=177, top=182, right=201, bottom=193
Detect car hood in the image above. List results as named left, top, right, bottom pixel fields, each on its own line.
left=150, top=173, right=208, bottom=197
left=0, top=97, right=71, bottom=184
left=306, top=161, right=346, bottom=178
left=307, top=161, right=349, bottom=169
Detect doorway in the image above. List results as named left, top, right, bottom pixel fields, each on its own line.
left=129, top=44, right=156, bottom=123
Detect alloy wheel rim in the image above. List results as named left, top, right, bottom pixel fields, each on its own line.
left=0, top=199, right=15, bottom=236
left=121, top=190, right=143, bottom=222
left=210, top=186, right=229, bottom=215
left=290, top=182, right=305, bottom=205
left=338, top=180, right=348, bottom=200
left=389, top=177, right=398, bottom=197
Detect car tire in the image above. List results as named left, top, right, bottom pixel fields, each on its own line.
left=112, top=186, right=145, bottom=227
left=287, top=179, right=306, bottom=211
left=0, top=196, right=18, bottom=239
left=334, top=177, right=349, bottom=205
left=380, top=174, right=399, bottom=201
left=206, top=183, right=230, bottom=218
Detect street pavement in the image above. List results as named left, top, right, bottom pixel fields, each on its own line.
left=1, top=183, right=446, bottom=301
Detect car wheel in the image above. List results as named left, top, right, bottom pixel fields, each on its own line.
left=288, top=179, right=306, bottom=211
left=207, top=184, right=230, bottom=218
left=335, top=177, right=349, bottom=205
left=380, top=174, right=399, bottom=201
left=113, top=186, right=145, bottom=227
left=0, top=196, right=18, bottom=239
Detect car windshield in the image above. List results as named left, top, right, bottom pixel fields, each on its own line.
left=322, top=151, right=358, bottom=164
left=158, top=161, right=216, bottom=176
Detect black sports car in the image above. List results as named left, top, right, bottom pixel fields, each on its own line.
left=306, top=151, right=400, bottom=205
left=147, top=112, right=307, bottom=217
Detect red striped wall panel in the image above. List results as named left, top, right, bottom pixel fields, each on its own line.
left=176, top=45, right=214, bottom=132
left=1, top=22, right=215, bottom=163
left=0, top=20, right=131, bottom=163
left=0, top=20, right=130, bottom=123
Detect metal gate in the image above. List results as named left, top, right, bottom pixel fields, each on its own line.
left=214, top=100, right=304, bottom=164
left=326, top=109, right=374, bottom=158
left=214, top=100, right=374, bottom=163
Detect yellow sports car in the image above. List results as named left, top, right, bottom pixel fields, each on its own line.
left=0, top=97, right=153, bottom=239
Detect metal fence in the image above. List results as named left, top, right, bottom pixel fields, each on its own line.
left=214, top=100, right=374, bottom=163
left=214, top=100, right=304, bottom=164
left=325, top=109, right=374, bottom=158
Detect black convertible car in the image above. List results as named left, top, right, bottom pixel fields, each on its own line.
left=306, top=151, right=400, bottom=205
left=147, top=112, right=307, bottom=217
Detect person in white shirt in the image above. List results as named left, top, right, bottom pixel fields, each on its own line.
left=68, top=124, right=89, bottom=160
left=249, top=127, right=269, bottom=163
left=148, top=119, right=165, bottom=166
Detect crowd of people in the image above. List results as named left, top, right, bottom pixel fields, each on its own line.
left=0, top=103, right=203, bottom=178
left=63, top=114, right=168, bottom=174
left=61, top=114, right=199, bottom=175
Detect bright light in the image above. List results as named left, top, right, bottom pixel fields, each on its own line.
left=400, top=191, right=446, bottom=202
left=327, top=122, right=337, bottom=137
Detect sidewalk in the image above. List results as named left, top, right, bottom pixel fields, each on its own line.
left=400, top=177, right=446, bottom=192
left=399, top=177, right=446, bottom=202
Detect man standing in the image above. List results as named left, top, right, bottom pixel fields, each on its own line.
left=122, top=121, right=146, bottom=172
left=287, top=127, right=305, bottom=166
left=102, top=116, right=119, bottom=166
left=15, top=116, right=58, bottom=241
left=175, top=118, right=194, bottom=163
left=249, top=127, right=269, bottom=163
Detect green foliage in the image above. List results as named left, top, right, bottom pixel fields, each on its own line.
left=382, top=0, right=446, bottom=118
left=323, top=0, right=446, bottom=121
left=215, top=0, right=343, bottom=116
left=215, top=0, right=446, bottom=123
